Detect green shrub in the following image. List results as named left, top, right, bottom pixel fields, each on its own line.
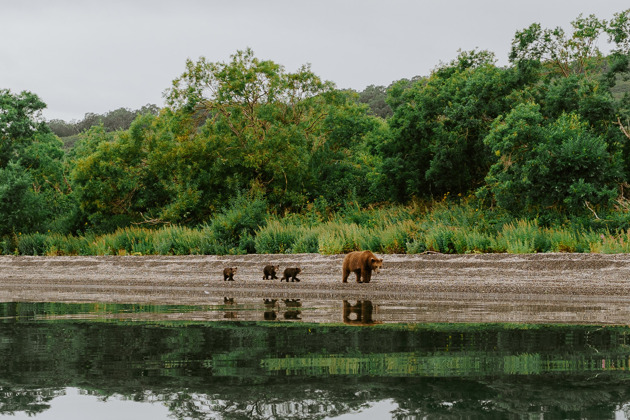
left=406, top=239, right=427, bottom=254
left=40, top=233, right=87, bottom=255
left=110, top=227, right=154, bottom=255
left=317, top=222, right=376, bottom=255
left=545, top=228, right=582, bottom=252
left=454, top=229, right=494, bottom=253
left=1, top=233, right=19, bottom=255
left=205, top=195, right=268, bottom=254
left=254, top=220, right=300, bottom=254
left=424, top=224, right=457, bottom=253
left=17, top=233, right=48, bottom=255
left=379, top=222, right=415, bottom=253
left=292, top=228, right=319, bottom=253
left=317, top=230, right=347, bottom=255
left=497, top=220, right=550, bottom=254
left=593, top=231, right=630, bottom=254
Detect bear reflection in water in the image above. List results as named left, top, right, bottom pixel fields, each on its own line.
left=223, top=297, right=237, bottom=319
left=263, top=298, right=278, bottom=320
left=261, top=298, right=302, bottom=320
left=283, top=299, right=302, bottom=320
left=342, top=300, right=380, bottom=325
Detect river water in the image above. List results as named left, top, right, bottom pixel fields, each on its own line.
left=1, top=301, right=630, bottom=419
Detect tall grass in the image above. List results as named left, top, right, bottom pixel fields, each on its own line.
left=6, top=199, right=630, bottom=255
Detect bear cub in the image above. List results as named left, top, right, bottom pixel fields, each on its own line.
left=342, top=250, right=383, bottom=283
left=223, top=267, right=237, bottom=281
left=281, top=267, right=301, bottom=282
left=262, top=264, right=280, bottom=280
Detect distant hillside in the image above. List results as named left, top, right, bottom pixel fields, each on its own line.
left=48, top=104, right=160, bottom=149
left=612, top=75, right=630, bottom=100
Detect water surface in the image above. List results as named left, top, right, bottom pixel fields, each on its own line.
left=1, top=301, right=630, bottom=419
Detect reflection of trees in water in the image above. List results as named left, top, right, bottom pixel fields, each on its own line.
left=0, top=387, right=62, bottom=416
left=163, top=386, right=370, bottom=420
left=3, top=378, right=628, bottom=419
left=1, top=312, right=630, bottom=418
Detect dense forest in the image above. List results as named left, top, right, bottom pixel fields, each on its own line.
left=2, top=10, right=630, bottom=255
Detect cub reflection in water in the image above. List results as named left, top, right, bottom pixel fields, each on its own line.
left=283, top=299, right=302, bottom=320
left=342, top=300, right=380, bottom=325
left=223, top=297, right=237, bottom=319
left=263, top=298, right=278, bottom=320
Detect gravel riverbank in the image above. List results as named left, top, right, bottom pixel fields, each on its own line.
left=2, top=253, right=630, bottom=324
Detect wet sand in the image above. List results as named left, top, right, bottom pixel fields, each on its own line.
left=2, top=253, right=630, bottom=325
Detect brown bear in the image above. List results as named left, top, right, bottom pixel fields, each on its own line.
left=280, top=267, right=301, bottom=282
left=262, top=264, right=280, bottom=280
left=341, top=250, right=383, bottom=283
left=223, top=267, right=237, bottom=281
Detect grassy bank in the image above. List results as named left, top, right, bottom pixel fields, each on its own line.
left=4, top=200, right=630, bottom=256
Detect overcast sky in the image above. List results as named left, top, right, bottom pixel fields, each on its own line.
left=2, top=0, right=629, bottom=122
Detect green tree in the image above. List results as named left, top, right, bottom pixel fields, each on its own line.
left=482, top=103, right=621, bottom=214
left=510, top=9, right=630, bottom=144
left=605, top=10, right=630, bottom=143
left=509, top=13, right=607, bottom=78
left=357, top=84, right=393, bottom=119
left=0, top=90, right=74, bottom=236
left=309, top=90, right=388, bottom=208
left=73, top=54, right=387, bottom=230
left=164, top=48, right=340, bottom=210
left=48, top=104, right=160, bottom=138
left=72, top=117, right=173, bottom=230
left=382, top=50, right=522, bottom=201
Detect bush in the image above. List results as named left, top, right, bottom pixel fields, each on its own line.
left=292, top=229, right=319, bottom=253
left=406, top=239, right=427, bottom=254
left=205, top=195, right=268, bottom=254
left=379, top=221, right=416, bottom=253
left=454, top=230, right=494, bottom=253
left=317, top=222, right=376, bottom=255
left=17, top=233, right=48, bottom=255
left=1, top=233, right=19, bottom=255
left=254, top=220, right=300, bottom=254
left=110, top=227, right=154, bottom=255
left=496, top=220, right=550, bottom=254
left=424, top=224, right=457, bottom=253
left=39, top=233, right=91, bottom=256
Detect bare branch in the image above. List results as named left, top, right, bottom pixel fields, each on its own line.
left=584, top=200, right=601, bottom=220
left=617, top=117, right=630, bottom=140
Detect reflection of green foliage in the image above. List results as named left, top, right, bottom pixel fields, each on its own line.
left=0, top=388, right=61, bottom=416
left=2, top=304, right=630, bottom=419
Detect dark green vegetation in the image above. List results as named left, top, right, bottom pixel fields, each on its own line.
left=3, top=10, right=630, bottom=255
left=47, top=104, right=160, bottom=150
left=2, top=302, right=630, bottom=418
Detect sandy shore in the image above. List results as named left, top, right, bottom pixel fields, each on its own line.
left=2, top=253, right=630, bottom=324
